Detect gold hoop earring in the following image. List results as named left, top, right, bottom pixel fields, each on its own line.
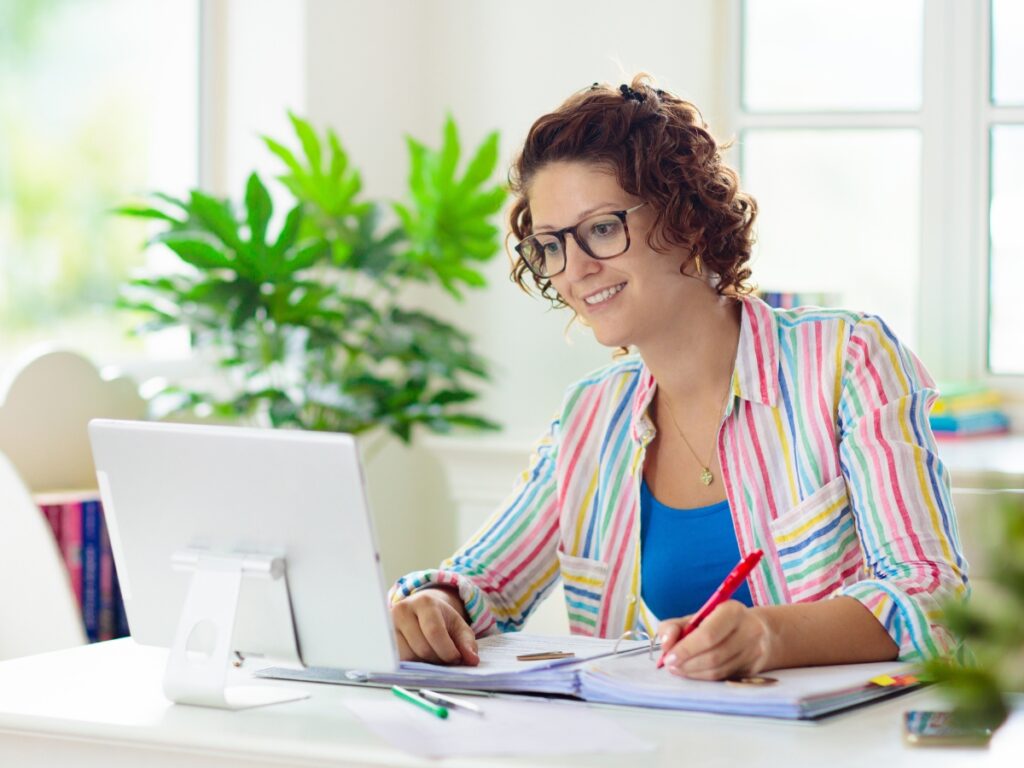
left=694, top=253, right=703, bottom=277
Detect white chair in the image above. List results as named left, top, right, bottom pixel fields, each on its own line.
left=0, top=450, right=86, bottom=660
left=0, top=347, right=147, bottom=493
left=0, top=348, right=146, bottom=659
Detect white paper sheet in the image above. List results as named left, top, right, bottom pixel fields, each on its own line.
left=345, top=696, right=654, bottom=758
left=398, top=632, right=648, bottom=676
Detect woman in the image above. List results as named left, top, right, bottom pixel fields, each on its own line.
left=389, top=75, right=968, bottom=681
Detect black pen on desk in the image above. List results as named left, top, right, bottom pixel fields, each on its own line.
left=419, top=688, right=484, bottom=716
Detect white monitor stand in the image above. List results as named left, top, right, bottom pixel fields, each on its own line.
left=88, top=419, right=399, bottom=710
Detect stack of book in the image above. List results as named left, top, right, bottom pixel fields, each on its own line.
left=930, top=383, right=1010, bottom=440
left=33, top=490, right=128, bottom=643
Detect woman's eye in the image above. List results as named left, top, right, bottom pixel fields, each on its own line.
left=590, top=221, right=619, bottom=237
left=543, top=241, right=561, bottom=256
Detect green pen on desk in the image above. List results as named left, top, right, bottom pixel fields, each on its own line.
left=391, top=685, right=449, bottom=719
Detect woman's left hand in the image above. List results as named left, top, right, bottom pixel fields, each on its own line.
left=656, top=600, right=775, bottom=680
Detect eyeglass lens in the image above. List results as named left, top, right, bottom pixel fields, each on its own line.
left=520, top=212, right=628, bottom=278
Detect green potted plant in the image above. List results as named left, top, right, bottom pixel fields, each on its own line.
left=115, top=114, right=506, bottom=453
left=924, top=491, right=1024, bottom=730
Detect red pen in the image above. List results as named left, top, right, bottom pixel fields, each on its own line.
left=655, top=549, right=764, bottom=669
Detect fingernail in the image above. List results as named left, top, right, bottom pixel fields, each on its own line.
left=658, top=634, right=669, bottom=644
left=665, top=654, right=677, bottom=666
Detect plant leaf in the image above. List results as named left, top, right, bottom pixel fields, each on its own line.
left=289, top=112, right=323, bottom=176
left=245, top=172, right=273, bottom=246
left=188, top=191, right=244, bottom=252
left=459, top=131, right=500, bottom=192
left=112, top=204, right=181, bottom=224
left=160, top=235, right=235, bottom=271
left=437, top=114, right=460, bottom=190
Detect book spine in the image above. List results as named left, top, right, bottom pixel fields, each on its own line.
left=113, top=565, right=130, bottom=639
left=61, top=501, right=84, bottom=614
left=41, top=503, right=63, bottom=548
left=81, top=499, right=102, bottom=643
left=99, top=505, right=115, bottom=642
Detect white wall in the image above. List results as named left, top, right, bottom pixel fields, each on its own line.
left=298, top=0, right=725, bottom=580
left=304, top=0, right=725, bottom=441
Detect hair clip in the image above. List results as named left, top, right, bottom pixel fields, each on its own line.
left=591, top=81, right=600, bottom=90
left=619, top=84, right=645, bottom=103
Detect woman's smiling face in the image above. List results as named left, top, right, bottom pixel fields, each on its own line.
left=528, top=161, right=694, bottom=350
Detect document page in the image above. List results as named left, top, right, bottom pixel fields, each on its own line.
left=399, top=632, right=648, bottom=677
left=580, top=654, right=919, bottom=718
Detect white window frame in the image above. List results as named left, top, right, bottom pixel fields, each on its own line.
left=724, top=0, right=1024, bottom=392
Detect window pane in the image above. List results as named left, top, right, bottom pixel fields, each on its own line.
left=0, top=0, right=198, bottom=365
left=741, top=130, right=921, bottom=345
left=742, top=0, right=923, bottom=112
left=989, top=126, right=1024, bottom=374
left=992, top=0, right=1024, bottom=105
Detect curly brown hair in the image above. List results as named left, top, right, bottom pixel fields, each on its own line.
left=508, top=74, right=757, bottom=306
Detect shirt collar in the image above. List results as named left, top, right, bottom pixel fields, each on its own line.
left=629, top=294, right=780, bottom=443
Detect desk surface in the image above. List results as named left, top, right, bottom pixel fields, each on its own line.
left=0, top=639, right=1020, bottom=768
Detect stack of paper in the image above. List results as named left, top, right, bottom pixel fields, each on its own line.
left=260, top=632, right=918, bottom=720
left=579, top=654, right=919, bottom=719
left=261, top=633, right=647, bottom=696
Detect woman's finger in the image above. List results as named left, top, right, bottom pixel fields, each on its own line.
left=395, top=630, right=416, bottom=662
left=671, top=642, right=748, bottom=680
left=655, top=617, right=690, bottom=665
left=398, top=618, right=443, bottom=663
left=417, top=605, right=464, bottom=664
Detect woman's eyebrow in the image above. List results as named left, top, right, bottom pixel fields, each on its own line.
left=533, top=202, right=619, bottom=231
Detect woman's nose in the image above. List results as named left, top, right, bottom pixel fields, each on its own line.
left=562, top=234, right=598, bottom=281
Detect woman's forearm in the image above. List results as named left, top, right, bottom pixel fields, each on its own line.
left=754, top=596, right=899, bottom=670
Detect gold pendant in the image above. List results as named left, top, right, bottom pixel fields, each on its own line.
left=700, top=467, right=713, bottom=486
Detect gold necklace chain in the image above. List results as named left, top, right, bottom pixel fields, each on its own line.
left=658, top=388, right=727, bottom=487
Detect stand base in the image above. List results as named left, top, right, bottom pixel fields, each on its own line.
left=213, top=685, right=309, bottom=711
left=164, top=551, right=306, bottom=710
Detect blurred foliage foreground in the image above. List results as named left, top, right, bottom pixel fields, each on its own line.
left=117, top=114, right=507, bottom=444
left=925, top=490, right=1024, bottom=731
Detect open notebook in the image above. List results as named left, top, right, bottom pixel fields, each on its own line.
left=258, top=632, right=920, bottom=719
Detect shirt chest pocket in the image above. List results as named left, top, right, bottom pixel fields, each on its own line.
left=768, top=476, right=864, bottom=603
left=557, top=551, right=609, bottom=636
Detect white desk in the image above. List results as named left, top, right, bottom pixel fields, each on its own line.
left=0, top=640, right=1020, bottom=767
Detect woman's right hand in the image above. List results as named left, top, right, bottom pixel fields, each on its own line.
left=390, top=586, right=480, bottom=665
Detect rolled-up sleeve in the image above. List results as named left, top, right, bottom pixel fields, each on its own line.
left=836, top=315, right=969, bottom=661
left=389, top=416, right=563, bottom=637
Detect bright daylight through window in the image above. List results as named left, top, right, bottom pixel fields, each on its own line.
left=740, top=0, right=1024, bottom=377
left=0, top=0, right=198, bottom=367
left=988, top=0, right=1024, bottom=375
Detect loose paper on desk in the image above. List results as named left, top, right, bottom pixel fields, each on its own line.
left=345, top=696, right=654, bottom=759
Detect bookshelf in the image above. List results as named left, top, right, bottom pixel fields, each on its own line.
left=0, top=349, right=146, bottom=655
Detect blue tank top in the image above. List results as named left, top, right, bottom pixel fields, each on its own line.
left=639, top=479, right=753, bottom=620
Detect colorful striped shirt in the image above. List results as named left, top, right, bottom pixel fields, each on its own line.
left=391, top=295, right=969, bottom=661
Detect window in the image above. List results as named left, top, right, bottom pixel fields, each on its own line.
left=987, top=0, right=1024, bottom=375
left=734, top=0, right=1024, bottom=381
left=0, top=0, right=199, bottom=367
left=736, top=0, right=924, bottom=346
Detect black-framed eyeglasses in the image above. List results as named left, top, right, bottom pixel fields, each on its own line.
left=515, top=202, right=647, bottom=279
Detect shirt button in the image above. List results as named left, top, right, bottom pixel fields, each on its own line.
left=627, top=594, right=637, bottom=604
